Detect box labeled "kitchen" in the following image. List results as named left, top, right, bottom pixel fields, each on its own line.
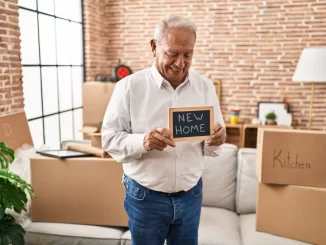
left=256, top=128, right=326, bottom=188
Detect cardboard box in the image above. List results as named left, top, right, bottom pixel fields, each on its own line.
left=82, top=125, right=99, bottom=140
left=256, top=128, right=326, bottom=188
left=0, top=112, right=33, bottom=150
left=256, top=182, right=326, bottom=245
left=82, top=81, right=116, bottom=126
left=30, top=155, right=128, bottom=227
left=90, top=133, right=101, bottom=148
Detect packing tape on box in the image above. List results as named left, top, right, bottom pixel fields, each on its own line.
left=67, top=143, right=110, bottom=158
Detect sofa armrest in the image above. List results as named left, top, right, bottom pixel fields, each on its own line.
left=235, top=148, right=258, bottom=214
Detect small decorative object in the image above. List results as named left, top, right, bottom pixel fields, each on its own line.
left=265, top=111, right=277, bottom=125
left=112, top=59, right=133, bottom=82
left=230, top=108, right=240, bottom=125
left=0, top=142, right=36, bottom=245
left=251, top=118, right=261, bottom=125
left=258, top=102, right=291, bottom=126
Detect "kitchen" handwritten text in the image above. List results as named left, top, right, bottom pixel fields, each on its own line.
left=273, top=149, right=311, bottom=169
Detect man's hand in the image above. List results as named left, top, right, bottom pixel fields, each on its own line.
left=143, top=127, right=176, bottom=151
left=206, top=123, right=227, bottom=146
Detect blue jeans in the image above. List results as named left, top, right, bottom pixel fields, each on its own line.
left=123, top=175, right=202, bottom=245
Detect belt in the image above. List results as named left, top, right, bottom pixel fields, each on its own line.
left=123, top=174, right=186, bottom=197
left=151, top=189, right=186, bottom=197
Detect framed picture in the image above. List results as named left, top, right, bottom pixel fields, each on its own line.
left=213, top=80, right=221, bottom=102
left=257, top=102, right=292, bottom=126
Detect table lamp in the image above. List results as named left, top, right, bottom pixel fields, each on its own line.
left=292, top=47, right=326, bottom=129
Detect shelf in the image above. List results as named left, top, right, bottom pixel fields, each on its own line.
left=225, top=123, right=292, bottom=148
left=225, top=123, right=243, bottom=148
left=225, top=123, right=242, bottom=128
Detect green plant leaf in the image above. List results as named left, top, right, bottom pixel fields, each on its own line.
left=265, top=112, right=277, bottom=120
left=0, top=234, right=9, bottom=245
left=0, top=207, right=4, bottom=220
left=0, top=143, right=34, bottom=245
left=0, top=213, right=25, bottom=245
left=0, top=143, right=15, bottom=170
left=0, top=170, right=36, bottom=213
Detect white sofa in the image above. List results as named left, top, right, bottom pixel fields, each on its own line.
left=24, top=144, right=311, bottom=245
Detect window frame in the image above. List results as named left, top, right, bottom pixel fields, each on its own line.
left=18, top=0, right=85, bottom=149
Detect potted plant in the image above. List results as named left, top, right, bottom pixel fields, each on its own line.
left=0, top=142, right=36, bottom=245
left=265, top=112, right=277, bottom=125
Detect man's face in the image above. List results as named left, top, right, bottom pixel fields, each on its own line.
left=151, top=28, right=196, bottom=87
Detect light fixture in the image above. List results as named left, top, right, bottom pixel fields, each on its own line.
left=292, top=47, right=326, bottom=129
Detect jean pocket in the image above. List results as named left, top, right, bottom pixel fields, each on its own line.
left=123, top=179, right=147, bottom=201
left=191, top=178, right=203, bottom=197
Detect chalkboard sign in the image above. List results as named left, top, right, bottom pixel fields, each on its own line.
left=168, top=106, right=214, bottom=142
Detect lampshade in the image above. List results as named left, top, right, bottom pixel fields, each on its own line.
left=292, top=47, right=326, bottom=82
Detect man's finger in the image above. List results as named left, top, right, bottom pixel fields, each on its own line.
left=214, top=129, right=225, bottom=138
left=207, top=137, right=222, bottom=146
left=150, top=137, right=167, bottom=148
left=150, top=142, right=165, bottom=151
left=211, top=123, right=222, bottom=135
left=153, top=132, right=176, bottom=147
left=156, top=127, right=172, bottom=138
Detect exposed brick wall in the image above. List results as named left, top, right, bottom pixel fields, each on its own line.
left=84, top=0, right=326, bottom=131
left=0, top=0, right=24, bottom=115
left=83, top=0, right=110, bottom=83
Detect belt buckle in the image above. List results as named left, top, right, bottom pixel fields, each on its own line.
left=168, top=191, right=185, bottom=197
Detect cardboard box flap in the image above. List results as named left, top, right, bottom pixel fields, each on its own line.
left=89, top=133, right=101, bottom=136
left=82, top=126, right=99, bottom=134
left=0, top=112, right=33, bottom=150
left=257, top=127, right=326, bottom=135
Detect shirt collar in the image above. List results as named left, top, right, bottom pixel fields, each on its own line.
left=151, top=64, right=164, bottom=88
left=151, top=64, right=192, bottom=88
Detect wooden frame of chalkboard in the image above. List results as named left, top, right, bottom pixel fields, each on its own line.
left=168, top=106, right=214, bottom=142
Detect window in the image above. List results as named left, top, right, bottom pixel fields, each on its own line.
left=18, top=0, right=84, bottom=150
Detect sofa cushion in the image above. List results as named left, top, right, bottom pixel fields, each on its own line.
left=121, top=207, right=241, bottom=245
left=199, top=207, right=240, bottom=245
left=235, top=148, right=258, bottom=214
left=202, top=143, right=237, bottom=211
left=120, top=231, right=133, bottom=245
left=25, top=222, right=126, bottom=245
left=121, top=231, right=166, bottom=245
left=240, top=214, right=312, bottom=245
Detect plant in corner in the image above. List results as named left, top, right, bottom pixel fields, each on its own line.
left=265, top=111, right=277, bottom=125
left=0, top=142, right=36, bottom=245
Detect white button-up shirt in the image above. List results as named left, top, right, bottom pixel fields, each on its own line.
left=102, top=65, right=225, bottom=193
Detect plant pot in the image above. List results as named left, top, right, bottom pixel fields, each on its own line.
left=266, top=119, right=277, bottom=125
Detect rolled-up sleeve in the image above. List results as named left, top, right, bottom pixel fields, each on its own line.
left=101, top=80, right=147, bottom=163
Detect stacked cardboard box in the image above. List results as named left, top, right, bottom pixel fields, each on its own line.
left=255, top=128, right=326, bottom=244
left=82, top=81, right=116, bottom=139
left=0, top=110, right=127, bottom=227
left=30, top=87, right=129, bottom=226
left=30, top=156, right=128, bottom=227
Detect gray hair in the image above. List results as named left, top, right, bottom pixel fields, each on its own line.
left=154, top=16, right=197, bottom=43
